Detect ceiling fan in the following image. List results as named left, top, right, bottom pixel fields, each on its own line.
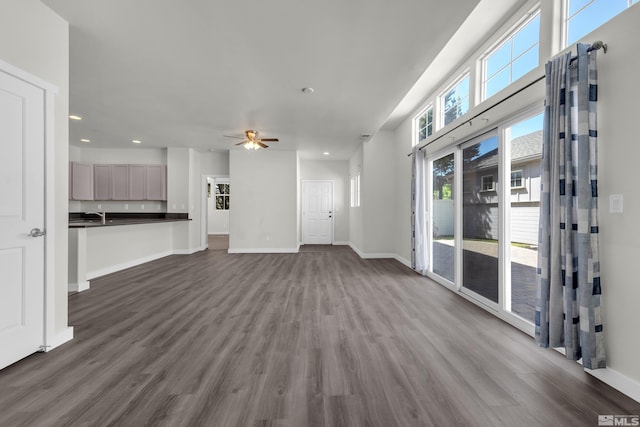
left=225, top=130, right=279, bottom=150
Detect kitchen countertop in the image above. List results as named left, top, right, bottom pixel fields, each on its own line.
left=69, top=212, right=190, bottom=228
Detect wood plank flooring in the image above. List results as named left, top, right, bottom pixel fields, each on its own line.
left=1, top=243, right=638, bottom=426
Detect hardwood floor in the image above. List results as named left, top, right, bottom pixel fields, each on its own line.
left=1, top=245, right=638, bottom=426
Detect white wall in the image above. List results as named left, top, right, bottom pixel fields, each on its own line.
left=362, top=131, right=397, bottom=255
left=299, top=159, right=350, bottom=243
left=229, top=150, right=298, bottom=252
left=388, top=1, right=640, bottom=397
left=200, top=151, right=229, bottom=175
left=394, top=121, right=413, bottom=264
left=587, top=4, right=640, bottom=389
left=0, top=0, right=70, bottom=336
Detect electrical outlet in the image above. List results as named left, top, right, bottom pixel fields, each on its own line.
left=97, top=203, right=102, bottom=209
left=141, top=204, right=145, bottom=210
left=124, top=203, right=129, bottom=210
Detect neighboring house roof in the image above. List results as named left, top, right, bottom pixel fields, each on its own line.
left=468, top=130, right=542, bottom=170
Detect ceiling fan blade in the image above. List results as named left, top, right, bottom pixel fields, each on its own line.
left=257, top=141, right=268, bottom=148
left=224, top=135, right=244, bottom=139
left=260, top=138, right=279, bottom=142
left=235, top=140, right=249, bottom=145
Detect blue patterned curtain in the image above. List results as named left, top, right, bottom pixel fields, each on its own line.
left=536, top=44, right=605, bottom=369
left=411, top=146, right=428, bottom=272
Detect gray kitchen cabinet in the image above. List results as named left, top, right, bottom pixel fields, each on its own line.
left=145, top=165, right=167, bottom=201
left=93, top=164, right=112, bottom=200
left=111, top=164, right=129, bottom=200
left=128, top=164, right=146, bottom=200
left=70, top=162, right=94, bottom=200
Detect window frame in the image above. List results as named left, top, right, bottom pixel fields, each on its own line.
left=510, top=169, right=524, bottom=189
left=481, top=174, right=496, bottom=192
left=414, top=105, right=434, bottom=146
left=439, top=72, right=471, bottom=128
left=481, top=9, right=541, bottom=101
left=564, top=0, right=638, bottom=47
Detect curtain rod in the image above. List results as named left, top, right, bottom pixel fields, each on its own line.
left=407, top=40, right=608, bottom=157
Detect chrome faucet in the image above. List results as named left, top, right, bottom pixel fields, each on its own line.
left=85, top=211, right=106, bottom=225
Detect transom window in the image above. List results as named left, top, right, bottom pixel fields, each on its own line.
left=415, top=106, right=433, bottom=145
left=482, top=11, right=540, bottom=101
left=566, top=0, right=638, bottom=46
left=441, top=74, right=470, bottom=127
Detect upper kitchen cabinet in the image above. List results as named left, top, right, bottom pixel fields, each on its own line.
left=70, top=162, right=94, bottom=200
left=93, top=164, right=112, bottom=200
left=146, top=165, right=167, bottom=201
left=128, top=164, right=146, bottom=200
left=111, top=164, right=129, bottom=200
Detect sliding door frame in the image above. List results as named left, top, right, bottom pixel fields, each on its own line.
left=424, top=106, right=542, bottom=336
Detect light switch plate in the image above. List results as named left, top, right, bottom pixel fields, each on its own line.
left=609, top=194, right=623, bottom=213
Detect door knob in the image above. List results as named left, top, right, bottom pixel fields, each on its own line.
left=28, top=228, right=46, bottom=237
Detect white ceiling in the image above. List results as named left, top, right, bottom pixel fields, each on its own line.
left=40, top=0, right=519, bottom=159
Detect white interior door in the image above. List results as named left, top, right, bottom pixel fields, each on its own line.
left=302, top=181, right=333, bottom=244
left=0, top=69, right=45, bottom=370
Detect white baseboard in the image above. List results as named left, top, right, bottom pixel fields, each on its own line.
left=208, top=232, right=229, bottom=235
left=228, top=247, right=299, bottom=254
left=394, top=255, right=412, bottom=268
left=173, top=246, right=207, bottom=255
left=333, top=241, right=349, bottom=246
left=68, top=280, right=90, bottom=293
left=87, top=250, right=172, bottom=280
left=348, top=242, right=396, bottom=259
left=586, top=367, right=640, bottom=403
left=44, top=327, right=74, bottom=352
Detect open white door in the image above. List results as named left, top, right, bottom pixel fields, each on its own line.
left=302, top=180, right=333, bottom=244
left=0, top=69, right=46, bottom=369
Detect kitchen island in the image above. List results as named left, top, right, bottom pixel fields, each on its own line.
left=68, top=213, right=191, bottom=292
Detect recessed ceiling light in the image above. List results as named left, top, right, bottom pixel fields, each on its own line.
left=301, top=87, right=314, bottom=94
left=80, top=138, right=91, bottom=143
left=132, top=140, right=142, bottom=144
left=323, top=152, right=330, bottom=156
left=69, top=115, right=82, bottom=120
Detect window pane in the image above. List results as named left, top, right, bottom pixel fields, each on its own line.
left=569, top=0, right=593, bottom=17
left=224, top=196, right=230, bottom=210
left=511, top=45, right=539, bottom=81
left=216, top=195, right=224, bottom=210
left=509, top=113, right=543, bottom=323
left=513, top=15, right=540, bottom=58
left=486, top=41, right=511, bottom=79
left=458, top=76, right=470, bottom=97
left=443, top=76, right=470, bottom=126
left=463, top=135, right=499, bottom=303
left=485, top=67, right=510, bottom=99
left=567, top=0, right=628, bottom=45
left=432, top=153, right=455, bottom=283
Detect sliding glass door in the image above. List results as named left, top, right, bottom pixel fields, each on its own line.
left=425, top=112, right=542, bottom=331
left=461, top=133, right=500, bottom=304
left=431, top=152, right=455, bottom=283
left=506, top=113, right=543, bottom=323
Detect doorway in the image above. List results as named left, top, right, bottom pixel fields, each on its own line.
left=302, top=180, right=334, bottom=245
